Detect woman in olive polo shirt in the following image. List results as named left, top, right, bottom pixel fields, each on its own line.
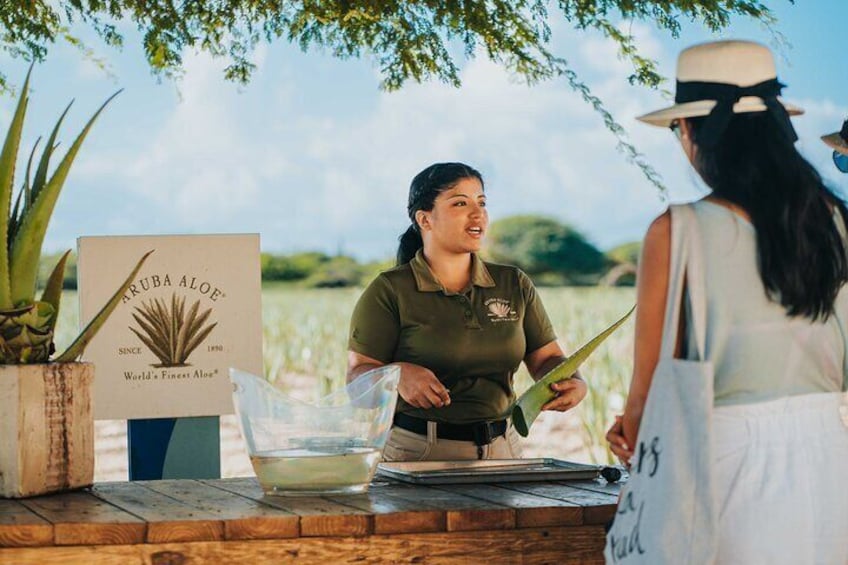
left=347, top=162, right=587, bottom=461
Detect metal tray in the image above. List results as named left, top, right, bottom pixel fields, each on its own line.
left=376, top=458, right=602, bottom=485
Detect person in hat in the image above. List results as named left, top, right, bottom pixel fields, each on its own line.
left=823, top=118, right=848, bottom=173
left=346, top=162, right=587, bottom=461
left=606, top=40, right=848, bottom=562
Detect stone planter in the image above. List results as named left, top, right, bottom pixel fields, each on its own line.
left=0, top=363, right=94, bottom=498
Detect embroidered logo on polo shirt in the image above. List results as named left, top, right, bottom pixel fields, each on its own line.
left=485, top=298, right=518, bottom=322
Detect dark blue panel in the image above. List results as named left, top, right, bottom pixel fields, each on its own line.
left=128, top=418, right=177, bottom=480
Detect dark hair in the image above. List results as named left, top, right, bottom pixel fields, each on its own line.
left=396, top=162, right=484, bottom=265
left=688, top=112, right=848, bottom=320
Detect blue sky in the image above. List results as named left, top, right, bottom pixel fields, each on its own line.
left=0, top=2, right=845, bottom=261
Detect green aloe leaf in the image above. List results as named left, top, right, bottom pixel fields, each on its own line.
left=31, top=101, right=73, bottom=204
left=11, top=137, right=40, bottom=244
left=21, top=137, right=39, bottom=208
left=8, top=186, right=22, bottom=249
left=56, top=249, right=153, bottom=362
left=511, top=305, right=635, bottom=437
left=10, top=89, right=122, bottom=306
left=0, top=65, right=32, bottom=309
left=40, top=249, right=71, bottom=335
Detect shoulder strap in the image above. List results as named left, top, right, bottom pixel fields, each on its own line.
left=832, top=289, right=848, bottom=392
left=829, top=208, right=848, bottom=391
left=660, top=204, right=707, bottom=361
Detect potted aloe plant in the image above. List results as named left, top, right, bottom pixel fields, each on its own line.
left=0, top=67, right=150, bottom=498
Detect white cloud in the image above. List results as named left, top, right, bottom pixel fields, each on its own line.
left=26, top=22, right=848, bottom=260
left=115, top=50, right=286, bottom=227
left=259, top=33, right=682, bottom=256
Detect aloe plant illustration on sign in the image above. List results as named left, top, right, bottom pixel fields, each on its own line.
left=129, top=293, right=217, bottom=367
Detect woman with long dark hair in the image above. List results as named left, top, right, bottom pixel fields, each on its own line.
left=347, top=162, right=587, bottom=461
left=607, top=41, right=848, bottom=561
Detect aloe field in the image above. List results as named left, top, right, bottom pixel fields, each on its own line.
left=57, top=285, right=636, bottom=464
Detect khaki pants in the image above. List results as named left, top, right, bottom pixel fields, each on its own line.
left=382, top=423, right=524, bottom=461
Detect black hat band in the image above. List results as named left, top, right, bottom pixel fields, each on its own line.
left=675, top=78, right=797, bottom=147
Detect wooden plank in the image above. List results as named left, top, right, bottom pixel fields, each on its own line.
left=558, top=480, right=622, bottom=523
left=19, top=490, right=144, bottom=546
left=498, top=482, right=617, bottom=525
left=325, top=483, right=446, bottom=535
left=563, top=479, right=624, bottom=496
left=142, top=480, right=299, bottom=540
left=91, top=482, right=224, bottom=543
left=379, top=482, right=515, bottom=532
left=0, top=525, right=607, bottom=564
left=520, top=525, right=607, bottom=565
left=0, top=499, right=53, bottom=547
left=432, top=483, right=583, bottom=528
left=204, top=477, right=372, bottom=537
left=0, top=546, right=139, bottom=565
left=551, top=482, right=618, bottom=525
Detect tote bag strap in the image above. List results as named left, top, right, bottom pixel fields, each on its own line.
left=831, top=209, right=848, bottom=392
left=659, top=204, right=707, bottom=361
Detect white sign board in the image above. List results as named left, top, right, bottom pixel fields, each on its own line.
left=78, top=234, right=263, bottom=420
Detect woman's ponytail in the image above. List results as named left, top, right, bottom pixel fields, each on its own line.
left=396, top=224, right=423, bottom=265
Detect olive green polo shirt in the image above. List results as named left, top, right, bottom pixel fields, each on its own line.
left=348, top=249, right=557, bottom=424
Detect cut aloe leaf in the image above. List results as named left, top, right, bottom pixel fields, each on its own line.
left=511, top=305, right=635, bottom=437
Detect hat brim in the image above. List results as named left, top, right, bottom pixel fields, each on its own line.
left=637, top=97, right=803, bottom=128
left=822, top=132, right=848, bottom=156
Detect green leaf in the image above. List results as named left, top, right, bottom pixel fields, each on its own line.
left=0, top=65, right=32, bottom=308
left=31, top=101, right=73, bottom=203
left=8, top=186, right=22, bottom=251
left=10, top=89, right=121, bottom=306
left=19, top=136, right=40, bottom=221
left=55, top=249, right=153, bottom=362
left=511, top=305, right=635, bottom=437
left=40, top=249, right=71, bottom=335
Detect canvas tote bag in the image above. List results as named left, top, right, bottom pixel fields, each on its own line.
left=604, top=204, right=718, bottom=564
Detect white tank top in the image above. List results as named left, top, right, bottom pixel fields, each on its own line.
left=689, top=199, right=848, bottom=406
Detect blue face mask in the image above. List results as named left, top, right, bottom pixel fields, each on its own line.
left=834, top=150, right=848, bottom=174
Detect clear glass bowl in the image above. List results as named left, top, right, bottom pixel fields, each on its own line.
left=230, top=366, right=399, bottom=495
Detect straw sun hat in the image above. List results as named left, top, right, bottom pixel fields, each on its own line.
left=822, top=119, right=848, bottom=156
left=637, top=40, right=802, bottom=147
